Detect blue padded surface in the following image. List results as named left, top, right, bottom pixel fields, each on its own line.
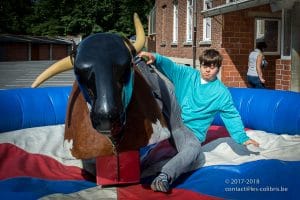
left=0, top=87, right=300, bottom=135
left=0, top=87, right=71, bottom=132
left=213, top=88, right=300, bottom=135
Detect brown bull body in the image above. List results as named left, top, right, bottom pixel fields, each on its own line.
left=65, top=69, right=168, bottom=159
left=32, top=13, right=171, bottom=163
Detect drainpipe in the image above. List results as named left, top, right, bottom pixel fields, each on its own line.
left=193, top=0, right=197, bottom=68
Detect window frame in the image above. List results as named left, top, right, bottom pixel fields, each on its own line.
left=173, top=1, right=179, bottom=44
left=148, top=6, right=156, bottom=35
left=226, top=0, right=235, bottom=3
left=202, top=0, right=212, bottom=41
left=281, top=9, right=291, bottom=59
left=203, top=18, right=211, bottom=41
left=254, top=18, right=281, bottom=55
left=186, top=0, right=193, bottom=43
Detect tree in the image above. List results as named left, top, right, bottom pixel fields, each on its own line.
left=0, top=0, right=154, bottom=37
left=0, top=0, right=33, bottom=33
left=116, top=0, right=154, bottom=37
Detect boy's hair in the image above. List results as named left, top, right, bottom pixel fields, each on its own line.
left=199, top=49, right=223, bottom=68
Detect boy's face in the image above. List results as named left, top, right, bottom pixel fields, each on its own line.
left=199, top=64, right=219, bottom=82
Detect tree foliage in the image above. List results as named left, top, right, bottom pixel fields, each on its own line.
left=0, top=0, right=154, bottom=37
left=0, top=0, right=33, bottom=34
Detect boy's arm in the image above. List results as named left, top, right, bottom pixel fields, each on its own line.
left=138, top=51, right=191, bottom=85
left=219, top=91, right=258, bottom=145
left=220, top=107, right=249, bottom=144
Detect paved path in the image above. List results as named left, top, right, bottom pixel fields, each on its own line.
left=0, top=61, right=75, bottom=89
left=0, top=57, right=198, bottom=90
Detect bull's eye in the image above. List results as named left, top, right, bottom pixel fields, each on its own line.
left=87, top=88, right=94, bottom=100
left=116, top=81, right=123, bottom=90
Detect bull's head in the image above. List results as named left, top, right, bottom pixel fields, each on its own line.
left=32, top=13, right=145, bottom=140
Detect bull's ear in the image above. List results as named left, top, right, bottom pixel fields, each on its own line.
left=31, top=56, right=73, bottom=88
left=71, top=40, right=77, bottom=52
left=132, top=13, right=145, bottom=53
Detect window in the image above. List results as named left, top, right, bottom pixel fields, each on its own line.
left=255, top=18, right=280, bottom=55
left=203, top=0, right=212, bottom=41
left=186, top=0, right=193, bottom=43
left=161, top=5, right=167, bottom=45
left=281, top=9, right=291, bottom=58
left=173, top=0, right=178, bottom=43
left=148, top=6, right=156, bottom=35
left=226, top=0, right=235, bottom=3
left=203, top=18, right=211, bottom=41
left=256, top=19, right=265, bottom=39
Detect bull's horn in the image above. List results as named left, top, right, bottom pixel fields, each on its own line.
left=132, top=13, right=145, bottom=53
left=31, top=56, right=73, bottom=88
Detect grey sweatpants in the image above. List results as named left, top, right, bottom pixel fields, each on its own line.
left=134, top=58, right=204, bottom=183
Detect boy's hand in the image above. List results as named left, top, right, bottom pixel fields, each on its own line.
left=138, top=51, right=156, bottom=65
left=243, top=139, right=260, bottom=147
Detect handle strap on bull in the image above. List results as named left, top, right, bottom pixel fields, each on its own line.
left=123, top=36, right=137, bottom=58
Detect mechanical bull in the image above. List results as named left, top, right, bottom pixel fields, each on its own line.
left=31, top=13, right=171, bottom=161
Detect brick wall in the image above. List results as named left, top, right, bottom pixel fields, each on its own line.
left=155, top=0, right=192, bottom=58
left=263, top=55, right=278, bottom=88
left=221, top=9, right=252, bottom=88
left=275, top=59, right=291, bottom=90
left=153, top=1, right=283, bottom=89
left=220, top=5, right=279, bottom=89
left=155, top=0, right=224, bottom=58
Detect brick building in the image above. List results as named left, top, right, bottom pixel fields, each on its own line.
left=0, top=34, right=73, bottom=61
left=148, top=0, right=300, bottom=92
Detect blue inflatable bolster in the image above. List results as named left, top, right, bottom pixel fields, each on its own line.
left=0, top=86, right=71, bottom=133
left=0, top=87, right=299, bottom=135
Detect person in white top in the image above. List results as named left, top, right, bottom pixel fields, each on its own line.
left=247, top=41, right=267, bottom=88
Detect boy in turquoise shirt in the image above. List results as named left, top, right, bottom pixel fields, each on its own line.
left=137, top=49, right=259, bottom=192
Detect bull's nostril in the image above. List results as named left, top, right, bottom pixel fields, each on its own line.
left=98, top=129, right=111, bottom=135
left=90, top=110, right=126, bottom=137
left=92, top=119, right=112, bottom=132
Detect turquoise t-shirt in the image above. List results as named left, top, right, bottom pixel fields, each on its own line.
left=154, top=53, right=249, bottom=144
